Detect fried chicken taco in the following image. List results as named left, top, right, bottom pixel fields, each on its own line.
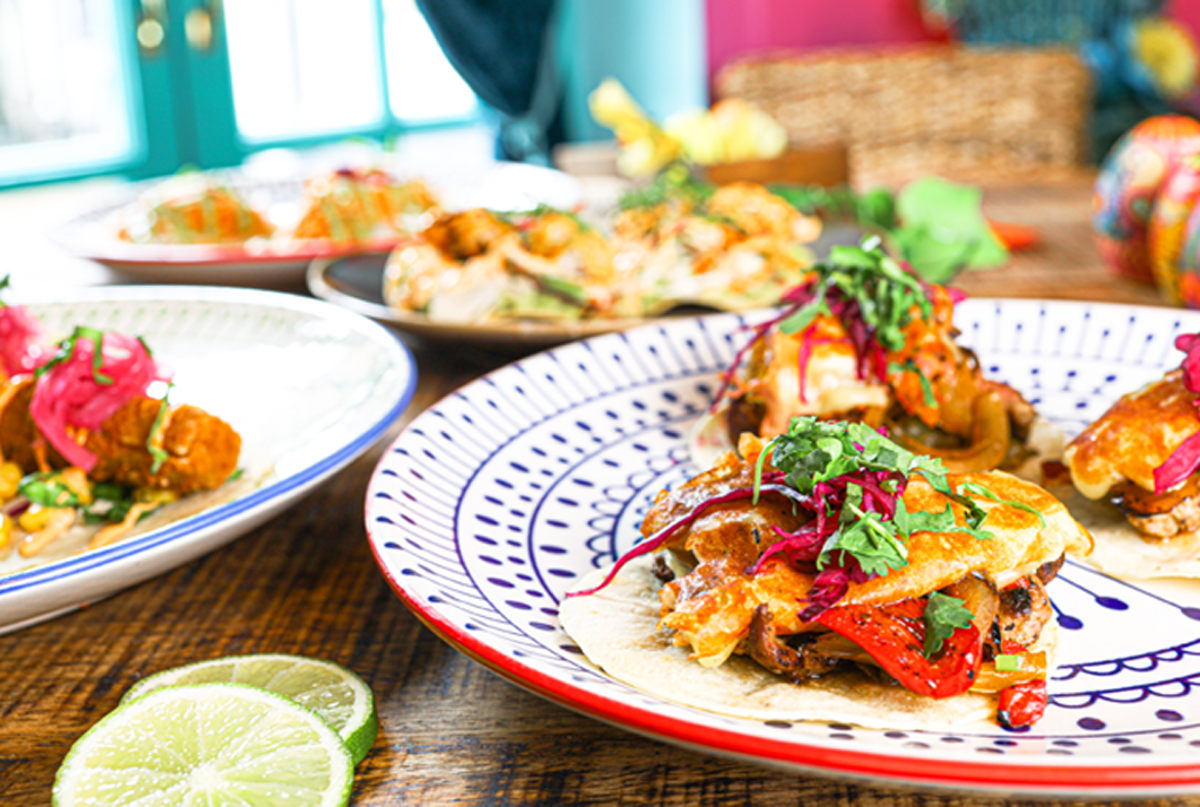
left=693, top=239, right=1061, bottom=480
left=1061, top=332, right=1200, bottom=578
left=560, top=418, right=1092, bottom=730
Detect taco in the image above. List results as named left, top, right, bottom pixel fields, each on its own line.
left=697, top=239, right=1062, bottom=480
left=1061, top=332, right=1200, bottom=578
left=560, top=418, right=1092, bottom=729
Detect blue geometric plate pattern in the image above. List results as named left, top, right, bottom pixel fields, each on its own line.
left=367, top=300, right=1200, bottom=796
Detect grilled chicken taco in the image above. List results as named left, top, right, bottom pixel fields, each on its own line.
left=694, top=239, right=1061, bottom=480
left=1061, top=332, right=1200, bottom=578
left=560, top=418, right=1092, bottom=729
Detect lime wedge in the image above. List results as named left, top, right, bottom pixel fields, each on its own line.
left=54, top=683, right=353, bottom=807
left=123, top=653, right=378, bottom=765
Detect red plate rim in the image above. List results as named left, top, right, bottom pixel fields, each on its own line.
left=51, top=231, right=408, bottom=267
left=364, top=457, right=1200, bottom=798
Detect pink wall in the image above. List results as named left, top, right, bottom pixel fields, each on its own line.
left=705, top=0, right=937, bottom=79
left=707, top=0, right=1200, bottom=79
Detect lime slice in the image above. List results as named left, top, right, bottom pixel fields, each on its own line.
left=54, top=683, right=353, bottom=807
left=123, top=653, right=378, bottom=765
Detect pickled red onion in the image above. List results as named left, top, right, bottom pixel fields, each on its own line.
left=0, top=305, right=49, bottom=377
left=29, top=331, right=171, bottom=472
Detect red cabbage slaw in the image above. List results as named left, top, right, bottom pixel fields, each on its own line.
left=710, top=278, right=950, bottom=415
left=1154, top=333, right=1200, bottom=495
left=568, top=461, right=912, bottom=621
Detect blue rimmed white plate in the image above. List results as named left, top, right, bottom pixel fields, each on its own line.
left=367, top=299, right=1200, bottom=797
left=0, top=286, right=416, bottom=633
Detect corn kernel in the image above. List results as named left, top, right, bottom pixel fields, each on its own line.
left=0, top=515, right=11, bottom=551
left=0, top=462, right=21, bottom=502
left=135, top=488, right=179, bottom=505
left=20, top=505, right=57, bottom=533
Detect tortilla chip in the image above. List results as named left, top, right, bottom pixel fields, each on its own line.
left=559, top=555, right=1006, bottom=729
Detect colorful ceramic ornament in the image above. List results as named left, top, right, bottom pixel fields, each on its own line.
left=1093, top=114, right=1200, bottom=283
left=1176, top=199, right=1200, bottom=309
left=1149, top=153, right=1200, bottom=303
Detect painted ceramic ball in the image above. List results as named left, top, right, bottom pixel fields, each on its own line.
left=1149, top=154, right=1200, bottom=303
left=1176, top=201, right=1200, bottom=309
left=1094, top=114, right=1200, bottom=284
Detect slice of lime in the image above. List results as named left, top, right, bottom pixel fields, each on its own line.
left=123, top=653, right=378, bottom=765
left=54, top=683, right=354, bottom=807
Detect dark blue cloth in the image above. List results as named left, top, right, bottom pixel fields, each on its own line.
left=415, top=0, right=555, bottom=118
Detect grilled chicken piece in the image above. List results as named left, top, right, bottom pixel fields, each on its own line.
left=747, top=605, right=840, bottom=682
left=0, top=380, right=240, bottom=495
left=995, top=576, right=1053, bottom=650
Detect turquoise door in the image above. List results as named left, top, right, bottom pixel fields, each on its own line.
left=0, top=0, right=477, bottom=188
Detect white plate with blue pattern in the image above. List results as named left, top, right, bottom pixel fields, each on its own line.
left=367, top=299, right=1200, bottom=796
left=0, top=286, right=416, bottom=633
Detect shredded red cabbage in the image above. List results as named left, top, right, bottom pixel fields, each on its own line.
left=709, top=296, right=806, bottom=413
left=799, top=557, right=873, bottom=621
left=0, top=305, right=49, bottom=377
left=1154, top=334, right=1200, bottom=495
left=711, top=277, right=932, bottom=413
left=30, top=332, right=171, bottom=472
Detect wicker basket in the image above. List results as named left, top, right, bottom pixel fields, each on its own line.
left=714, top=46, right=1092, bottom=185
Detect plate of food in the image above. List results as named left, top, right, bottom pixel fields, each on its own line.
left=367, top=241, right=1200, bottom=796
left=309, top=180, right=827, bottom=347
left=0, top=285, right=415, bottom=632
left=50, top=163, right=581, bottom=287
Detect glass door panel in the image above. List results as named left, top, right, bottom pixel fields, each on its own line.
left=0, top=0, right=139, bottom=183
left=381, top=0, right=477, bottom=124
left=224, top=0, right=385, bottom=142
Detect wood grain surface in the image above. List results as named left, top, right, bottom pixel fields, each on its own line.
left=1, top=180, right=1195, bottom=806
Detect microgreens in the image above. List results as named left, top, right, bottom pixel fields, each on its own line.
left=922, top=592, right=975, bottom=657
left=776, top=237, right=931, bottom=355
left=617, top=164, right=714, bottom=211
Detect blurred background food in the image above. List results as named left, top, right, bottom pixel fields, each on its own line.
left=1, top=0, right=1199, bottom=312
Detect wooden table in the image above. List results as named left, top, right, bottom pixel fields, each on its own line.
left=0, top=180, right=1190, bottom=806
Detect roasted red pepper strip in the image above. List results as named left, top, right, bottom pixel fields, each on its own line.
left=997, top=680, right=1048, bottom=729
left=816, top=599, right=983, bottom=699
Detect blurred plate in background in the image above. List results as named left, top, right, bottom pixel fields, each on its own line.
left=49, top=163, right=581, bottom=288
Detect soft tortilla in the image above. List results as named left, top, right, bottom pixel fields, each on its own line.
left=688, top=408, right=1065, bottom=485
left=559, top=555, right=1038, bottom=730
left=1052, top=483, right=1200, bottom=580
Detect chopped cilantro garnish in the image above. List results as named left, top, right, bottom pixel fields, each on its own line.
left=617, top=164, right=714, bottom=211
left=19, top=471, right=83, bottom=509
left=146, top=382, right=173, bottom=475
left=923, top=592, right=975, bottom=658
left=888, top=359, right=936, bottom=408
left=957, top=481, right=1047, bottom=528
left=750, top=417, right=1001, bottom=617
left=994, top=653, right=1023, bottom=672
left=777, top=237, right=931, bottom=355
